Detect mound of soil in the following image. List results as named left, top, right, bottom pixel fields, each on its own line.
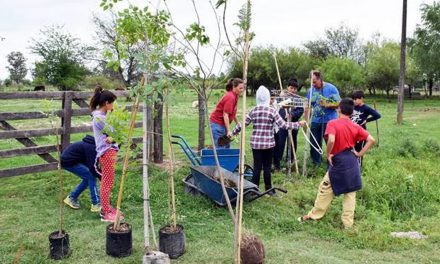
left=240, top=233, right=265, bottom=264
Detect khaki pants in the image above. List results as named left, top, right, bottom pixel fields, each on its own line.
left=307, top=172, right=356, bottom=228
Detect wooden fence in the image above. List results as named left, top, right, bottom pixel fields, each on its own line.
left=0, top=91, right=143, bottom=178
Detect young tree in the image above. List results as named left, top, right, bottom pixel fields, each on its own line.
left=6, top=51, right=28, bottom=84
left=30, top=25, right=93, bottom=90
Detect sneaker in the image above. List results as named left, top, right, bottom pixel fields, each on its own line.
left=90, top=203, right=101, bottom=213
left=297, top=215, right=312, bottom=224
left=100, top=209, right=125, bottom=222
left=266, top=189, right=277, bottom=197
left=64, top=196, right=80, bottom=209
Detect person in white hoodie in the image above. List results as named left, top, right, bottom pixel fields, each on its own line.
left=232, top=86, right=306, bottom=195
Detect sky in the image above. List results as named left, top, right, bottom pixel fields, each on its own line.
left=0, top=0, right=435, bottom=80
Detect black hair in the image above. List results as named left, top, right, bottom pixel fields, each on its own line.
left=312, top=70, right=322, bottom=80
left=90, top=85, right=117, bottom=110
left=287, top=78, right=299, bottom=88
left=352, top=90, right=365, bottom=100
left=339, top=98, right=354, bottom=116
left=225, top=78, right=244, bottom=91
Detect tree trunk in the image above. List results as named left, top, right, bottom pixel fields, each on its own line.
left=197, top=92, right=206, bottom=150
left=153, top=93, right=163, bottom=163
left=146, top=96, right=154, bottom=161
left=397, top=0, right=407, bottom=125
left=428, top=78, right=433, bottom=97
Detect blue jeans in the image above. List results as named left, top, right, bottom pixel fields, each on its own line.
left=310, top=122, right=328, bottom=166
left=63, top=164, right=100, bottom=205
left=210, top=122, right=230, bottom=149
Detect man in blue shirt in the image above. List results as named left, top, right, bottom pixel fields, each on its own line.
left=305, top=70, right=341, bottom=166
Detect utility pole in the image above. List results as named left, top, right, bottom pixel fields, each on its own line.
left=397, top=0, right=407, bottom=124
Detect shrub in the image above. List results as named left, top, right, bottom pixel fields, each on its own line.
left=81, top=75, right=125, bottom=91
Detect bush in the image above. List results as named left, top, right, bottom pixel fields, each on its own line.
left=4, top=78, right=12, bottom=87
left=81, top=75, right=125, bottom=91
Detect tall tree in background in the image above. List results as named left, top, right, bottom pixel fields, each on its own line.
left=93, top=14, right=143, bottom=87
left=304, top=23, right=365, bottom=64
left=30, top=26, right=92, bottom=90
left=409, top=2, right=440, bottom=97
left=6, top=51, right=28, bottom=84
left=397, top=0, right=407, bottom=125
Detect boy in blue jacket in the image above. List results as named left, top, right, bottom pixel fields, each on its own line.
left=61, top=135, right=101, bottom=212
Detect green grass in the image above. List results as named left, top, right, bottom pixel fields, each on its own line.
left=1, top=90, right=440, bottom=263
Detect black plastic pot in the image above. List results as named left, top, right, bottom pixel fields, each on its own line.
left=106, top=223, right=132, bottom=258
left=48, top=230, right=70, bottom=260
left=158, top=224, right=185, bottom=259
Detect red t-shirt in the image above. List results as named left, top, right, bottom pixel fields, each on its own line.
left=210, top=91, right=238, bottom=126
left=324, top=118, right=369, bottom=155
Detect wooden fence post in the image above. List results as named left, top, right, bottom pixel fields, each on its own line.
left=61, top=91, right=73, bottom=151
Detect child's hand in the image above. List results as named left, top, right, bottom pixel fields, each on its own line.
left=106, top=136, right=114, bottom=144
left=327, top=154, right=334, bottom=166
left=298, top=120, right=307, bottom=127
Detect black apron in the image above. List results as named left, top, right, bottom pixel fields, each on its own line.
left=328, top=149, right=362, bottom=195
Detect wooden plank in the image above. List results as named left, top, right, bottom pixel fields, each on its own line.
left=71, top=108, right=91, bottom=116
left=0, top=92, right=64, bottom=99
left=0, top=127, right=62, bottom=139
left=61, top=92, right=73, bottom=151
left=0, top=163, right=58, bottom=178
left=0, top=110, right=64, bottom=121
left=73, top=98, right=90, bottom=108
left=0, top=121, right=57, bottom=163
left=0, top=90, right=129, bottom=100
left=0, top=145, right=58, bottom=158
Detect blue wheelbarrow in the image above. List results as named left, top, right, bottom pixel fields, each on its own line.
left=171, top=135, right=254, bottom=179
left=183, top=166, right=287, bottom=207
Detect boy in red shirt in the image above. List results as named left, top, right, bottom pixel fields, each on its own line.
left=298, top=98, right=375, bottom=228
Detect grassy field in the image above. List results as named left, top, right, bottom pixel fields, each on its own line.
left=0, top=90, right=439, bottom=263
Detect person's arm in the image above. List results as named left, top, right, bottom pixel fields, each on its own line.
left=223, top=112, right=231, bottom=136
left=365, top=106, right=381, bottom=123
left=326, top=134, right=335, bottom=166
left=320, top=86, right=340, bottom=110
left=232, top=112, right=252, bottom=136
left=354, top=135, right=375, bottom=157
left=274, top=111, right=305, bottom=130
left=233, top=116, right=240, bottom=125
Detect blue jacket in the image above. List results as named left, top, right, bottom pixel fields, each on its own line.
left=61, top=135, right=100, bottom=179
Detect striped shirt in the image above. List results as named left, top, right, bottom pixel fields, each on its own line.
left=232, top=106, right=301, bottom=149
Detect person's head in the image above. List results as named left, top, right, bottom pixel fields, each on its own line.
left=90, top=85, right=117, bottom=112
left=338, top=98, right=354, bottom=116
left=351, top=90, right=365, bottom=106
left=311, top=70, right=323, bottom=89
left=226, top=78, right=244, bottom=95
left=256, top=85, right=271, bottom=106
left=287, top=78, right=299, bottom=94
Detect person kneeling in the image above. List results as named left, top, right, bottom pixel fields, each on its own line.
left=298, top=98, right=375, bottom=229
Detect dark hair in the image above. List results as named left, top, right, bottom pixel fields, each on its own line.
left=90, top=85, right=117, bottom=110
left=339, top=98, right=354, bottom=116
left=225, top=78, right=244, bottom=91
left=312, top=70, right=322, bottom=80
left=352, top=90, right=365, bottom=100
left=287, top=78, right=299, bottom=89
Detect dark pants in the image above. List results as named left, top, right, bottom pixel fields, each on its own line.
left=355, top=140, right=365, bottom=168
left=252, top=148, right=274, bottom=190
left=273, top=129, right=299, bottom=169
left=310, top=122, right=328, bottom=166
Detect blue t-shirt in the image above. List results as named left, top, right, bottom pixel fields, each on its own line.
left=306, top=82, right=340, bottom=123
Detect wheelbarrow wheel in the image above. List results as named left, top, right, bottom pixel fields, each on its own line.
left=234, top=164, right=254, bottom=180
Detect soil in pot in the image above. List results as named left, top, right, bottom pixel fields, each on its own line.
left=48, top=230, right=70, bottom=260
left=106, top=223, right=132, bottom=258
left=159, top=224, right=185, bottom=259
left=240, top=234, right=265, bottom=264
